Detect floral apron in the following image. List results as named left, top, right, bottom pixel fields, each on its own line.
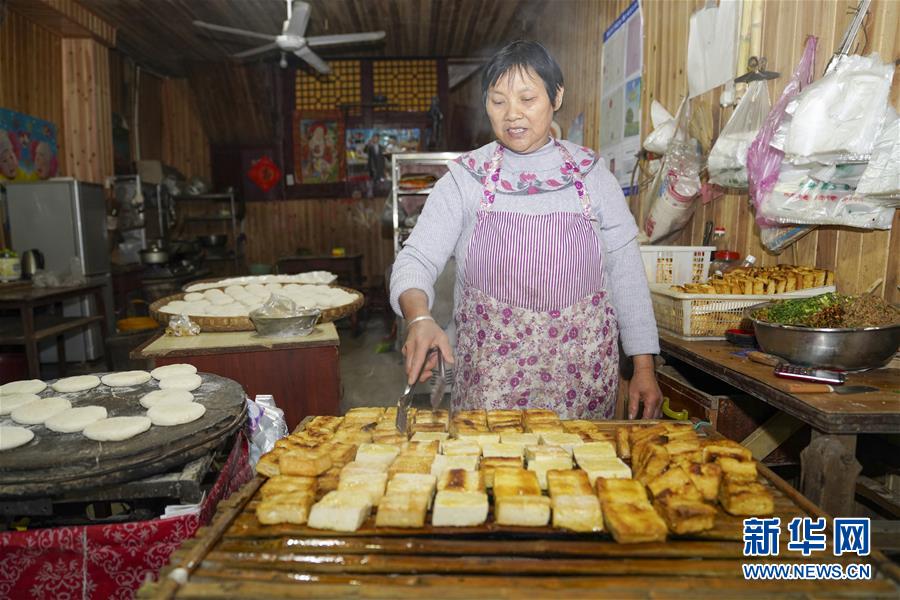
left=453, top=141, right=619, bottom=419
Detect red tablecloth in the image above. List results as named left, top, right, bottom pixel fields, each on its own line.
left=0, top=436, right=252, bottom=600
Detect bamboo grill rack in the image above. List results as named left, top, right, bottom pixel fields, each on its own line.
left=141, top=419, right=900, bottom=599
left=148, top=286, right=364, bottom=332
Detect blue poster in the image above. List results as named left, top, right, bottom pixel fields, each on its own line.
left=0, top=108, right=59, bottom=182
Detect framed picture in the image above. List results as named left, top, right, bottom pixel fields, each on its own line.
left=0, top=108, right=59, bottom=182
left=293, top=110, right=345, bottom=185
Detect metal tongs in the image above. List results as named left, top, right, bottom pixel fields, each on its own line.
left=396, top=347, right=446, bottom=433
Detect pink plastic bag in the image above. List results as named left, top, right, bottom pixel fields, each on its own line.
left=747, top=36, right=818, bottom=227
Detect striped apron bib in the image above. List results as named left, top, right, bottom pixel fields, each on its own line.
left=452, top=141, right=620, bottom=419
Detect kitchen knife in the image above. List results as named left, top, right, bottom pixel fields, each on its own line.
left=786, top=383, right=879, bottom=394
left=396, top=347, right=439, bottom=433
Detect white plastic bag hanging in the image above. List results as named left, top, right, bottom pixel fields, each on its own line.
left=708, top=81, right=771, bottom=188
left=643, top=100, right=676, bottom=154
left=856, top=108, right=900, bottom=200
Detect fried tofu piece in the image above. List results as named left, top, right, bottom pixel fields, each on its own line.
left=492, top=467, right=542, bottom=498
left=340, top=460, right=389, bottom=477
left=401, top=440, right=440, bottom=456
left=256, top=448, right=284, bottom=478
left=647, top=467, right=702, bottom=501
left=596, top=478, right=649, bottom=505
left=307, top=415, right=343, bottom=432
left=616, top=427, right=631, bottom=460
left=260, top=475, right=317, bottom=499
left=491, top=423, right=525, bottom=433
left=454, top=409, right=487, bottom=425
left=307, top=491, right=372, bottom=532
left=371, top=432, right=407, bottom=445
left=355, top=443, right=400, bottom=467
left=547, top=468, right=593, bottom=497
left=375, top=492, right=429, bottom=528
left=317, top=468, right=340, bottom=493
left=481, top=456, right=524, bottom=487
left=386, top=472, right=437, bottom=496
left=633, top=443, right=670, bottom=484
left=256, top=491, right=315, bottom=525
left=411, top=422, right=449, bottom=434
left=552, top=494, right=604, bottom=532
left=588, top=431, right=615, bottom=443
left=410, top=431, right=450, bottom=444
left=719, top=480, right=774, bottom=516
left=525, top=444, right=570, bottom=461
left=562, top=419, right=599, bottom=434
left=664, top=438, right=701, bottom=458
left=495, top=494, right=552, bottom=526
left=701, top=439, right=752, bottom=463
left=432, top=490, right=489, bottom=527
left=718, top=457, right=758, bottom=482
left=539, top=432, right=584, bottom=453
left=687, top=463, right=722, bottom=502
left=580, top=457, right=632, bottom=486
left=524, top=408, right=558, bottom=420
left=481, top=442, right=525, bottom=459
left=528, top=455, right=574, bottom=489
left=279, top=447, right=333, bottom=477
left=603, top=502, right=668, bottom=543
left=464, top=432, right=500, bottom=445
left=345, top=407, right=385, bottom=420
left=574, top=441, right=617, bottom=464
left=487, top=409, right=522, bottom=424
left=669, top=452, right=704, bottom=471
left=525, top=422, right=565, bottom=433
left=431, top=454, right=480, bottom=477
left=329, top=443, right=358, bottom=467
left=338, top=470, right=388, bottom=506
left=452, top=424, right=491, bottom=436
left=442, top=439, right=481, bottom=456
left=653, top=496, right=716, bottom=535
left=387, top=454, right=435, bottom=477
left=500, top=432, right=540, bottom=446
left=437, top=468, right=485, bottom=492
left=332, top=430, right=373, bottom=445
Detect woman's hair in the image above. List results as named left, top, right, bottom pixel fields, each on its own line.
left=481, top=41, right=564, bottom=105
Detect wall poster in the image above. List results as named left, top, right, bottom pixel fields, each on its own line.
left=0, top=108, right=59, bottom=182
left=598, top=0, right=643, bottom=195
left=293, top=110, right=345, bottom=185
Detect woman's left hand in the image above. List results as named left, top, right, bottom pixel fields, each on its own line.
left=628, top=355, right=662, bottom=419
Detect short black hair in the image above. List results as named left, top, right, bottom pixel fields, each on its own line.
left=481, top=41, right=564, bottom=106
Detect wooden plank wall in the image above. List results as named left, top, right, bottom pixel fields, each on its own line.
left=532, top=0, right=899, bottom=303
left=160, top=78, right=211, bottom=181
left=60, top=37, right=113, bottom=183
left=244, top=198, right=394, bottom=287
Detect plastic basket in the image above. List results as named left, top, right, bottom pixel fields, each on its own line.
left=640, top=246, right=715, bottom=285
left=650, top=283, right=836, bottom=340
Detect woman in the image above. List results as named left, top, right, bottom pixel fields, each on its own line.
left=390, top=41, right=661, bottom=420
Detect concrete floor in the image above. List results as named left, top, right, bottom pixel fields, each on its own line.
left=338, top=319, right=407, bottom=412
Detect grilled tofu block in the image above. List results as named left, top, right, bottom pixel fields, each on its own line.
left=664, top=438, right=701, bottom=458
left=588, top=431, right=616, bottom=443
left=432, top=490, right=489, bottom=527
left=481, top=442, right=525, bottom=459
left=603, top=502, right=668, bottom=543
left=615, top=427, right=632, bottom=460
left=341, top=460, right=389, bottom=477
left=260, top=475, right=317, bottom=499
left=437, top=468, right=485, bottom=492
left=256, top=448, right=284, bottom=477
left=410, top=422, right=449, bottom=434
left=523, top=408, right=558, bottom=420
left=279, top=447, right=333, bottom=477
left=345, top=407, right=385, bottom=420
left=573, top=441, right=618, bottom=464
left=332, top=430, right=373, bottom=445
left=317, top=467, right=341, bottom=493
left=431, top=454, right=480, bottom=477
left=561, top=419, right=599, bottom=434
left=487, top=409, right=522, bottom=423
left=687, top=463, right=722, bottom=502
left=338, top=470, right=388, bottom=506
left=387, top=454, right=435, bottom=477
left=500, top=432, right=540, bottom=446
left=464, top=433, right=501, bottom=446
left=547, top=469, right=593, bottom=497
left=355, top=443, right=400, bottom=467
left=256, top=491, right=315, bottom=525
left=329, top=443, right=358, bottom=467
left=596, top=478, right=650, bottom=505
left=718, top=457, right=758, bottom=482
left=481, top=456, right=525, bottom=487
left=580, top=457, right=632, bottom=486
left=538, top=432, right=584, bottom=453
left=495, top=494, right=552, bottom=526
left=386, top=472, right=437, bottom=509
left=701, top=439, right=752, bottom=463
left=525, top=444, right=570, bottom=461
left=525, top=422, right=565, bottom=433
left=410, top=431, right=450, bottom=444
left=371, top=432, right=406, bottom=445
left=633, top=443, right=670, bottom=484
left=307, top=490, right=372, bottom=532
left=528, top=455, right=574, bottom=489
left=653, top=496, right=716, bottom=535
left=401, top=440, right=441, bottom=456
left=442, top=439, right=482, bottom=456
left=452, top=424, right=491, bottom=436
left=719, top=480, right=774, bottom=516
left=490, top=423, right=525, bottom=433
left=647, top=467, right=702, bottom=501
left=308, top=415, right=343, bottom=432
left=375, top=492, right=429, bottom=528
left=414, top=409, right=449, bottom=426
left=552, top=494, right=604, bottom=532
left=492, top=467, right=542, bottom=498
left=453, top=409, right=487, bottom=425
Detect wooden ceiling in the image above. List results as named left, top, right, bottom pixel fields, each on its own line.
left=77, top=0, right=549, bottom=75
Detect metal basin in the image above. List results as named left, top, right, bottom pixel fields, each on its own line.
left=249, top=308, right=321, bottom=338
left=748, top=305, right=900, bottom=371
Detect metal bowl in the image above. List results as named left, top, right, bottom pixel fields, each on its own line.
left=748, top=303, right=900, bottom=371
left=197, top=234, right=228, bottom=248
left=249, top=308, right=321, bottom=338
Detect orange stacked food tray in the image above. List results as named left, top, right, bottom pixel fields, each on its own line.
left=140, top=409, right=900, bottom=599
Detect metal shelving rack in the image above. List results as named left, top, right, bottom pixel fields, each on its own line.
left=174, top=191, right=244, bottom=273
left=390, top=152, right=460, bottom=258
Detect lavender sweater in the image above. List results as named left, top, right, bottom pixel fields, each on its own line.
left=390, top=139, right=659, bottom=357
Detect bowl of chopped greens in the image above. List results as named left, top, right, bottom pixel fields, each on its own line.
left=748, top=293, right=899, bottom=370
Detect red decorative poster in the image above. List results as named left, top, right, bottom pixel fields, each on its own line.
left=247, top=155, right=282, bottom=192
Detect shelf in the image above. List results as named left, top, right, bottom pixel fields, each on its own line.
left=174, top=193, right=235, bottom=201
left=0, top=314, right=104, bottom=345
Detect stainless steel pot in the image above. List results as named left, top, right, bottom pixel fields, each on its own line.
left=140, top=242, right=170, bottom=265
left=748, top=303, right=900, bottom=371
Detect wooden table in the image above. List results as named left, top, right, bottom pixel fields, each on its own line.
left=0, top=282, right=110, bottom=378
left=132, top=324, right=341, bottom=430
left=659, top=333, right=900, bottom=517
left=139, top=419, right=900, bottom=599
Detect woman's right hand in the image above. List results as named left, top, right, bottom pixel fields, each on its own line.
left=402, top=319, right=455, bottom=385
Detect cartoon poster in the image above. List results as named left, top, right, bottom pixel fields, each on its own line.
left=598, top=0, right=643, bottom=195
left=0, top=108, right=59, bottom=182
left=294, top=111, right=345, bottom=184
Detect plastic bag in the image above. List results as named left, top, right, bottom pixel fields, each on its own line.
left=643, top=100, right=676, bottom=154
left=245, top=394, right=289, bottom=469
left=252, top=293, right=300, bottom=317
left=166, top=314, right=200, bottom=336
left=758, top=162, right=895, bottom=229
left=708, top=81, right=770, bottom=188
left=779, top=53, right=894, bottom=164
left=856, top=108, right=900, bottom=199
left=644, top=99, right=703, bottom=243
left=759, top=224, right=816, bottom=254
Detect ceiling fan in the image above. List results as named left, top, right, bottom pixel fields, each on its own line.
left=193, top=0, right=385, bottom=74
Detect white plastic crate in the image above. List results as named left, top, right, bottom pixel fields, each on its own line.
left=649, top=283, right=836, bottom=340
left=640, top=246, right=715, bottom=285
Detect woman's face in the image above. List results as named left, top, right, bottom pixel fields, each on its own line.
left=486, top=66, right=563, bottom=154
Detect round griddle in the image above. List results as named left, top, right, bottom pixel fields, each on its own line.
left=0, top=373, right=246, bottom=498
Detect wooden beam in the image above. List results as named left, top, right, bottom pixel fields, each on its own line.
left=7, top=0, right=115, bottom=46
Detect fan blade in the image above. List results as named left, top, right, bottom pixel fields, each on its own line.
left=286, top=1, right=311, bottom=36
left=193, top=21, right=277, bottom=42
left=233, top=42, right=279, bottom=59
left=295, top=47, right=330, bottom=74
left=306, top=31, right=386, bottom=48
